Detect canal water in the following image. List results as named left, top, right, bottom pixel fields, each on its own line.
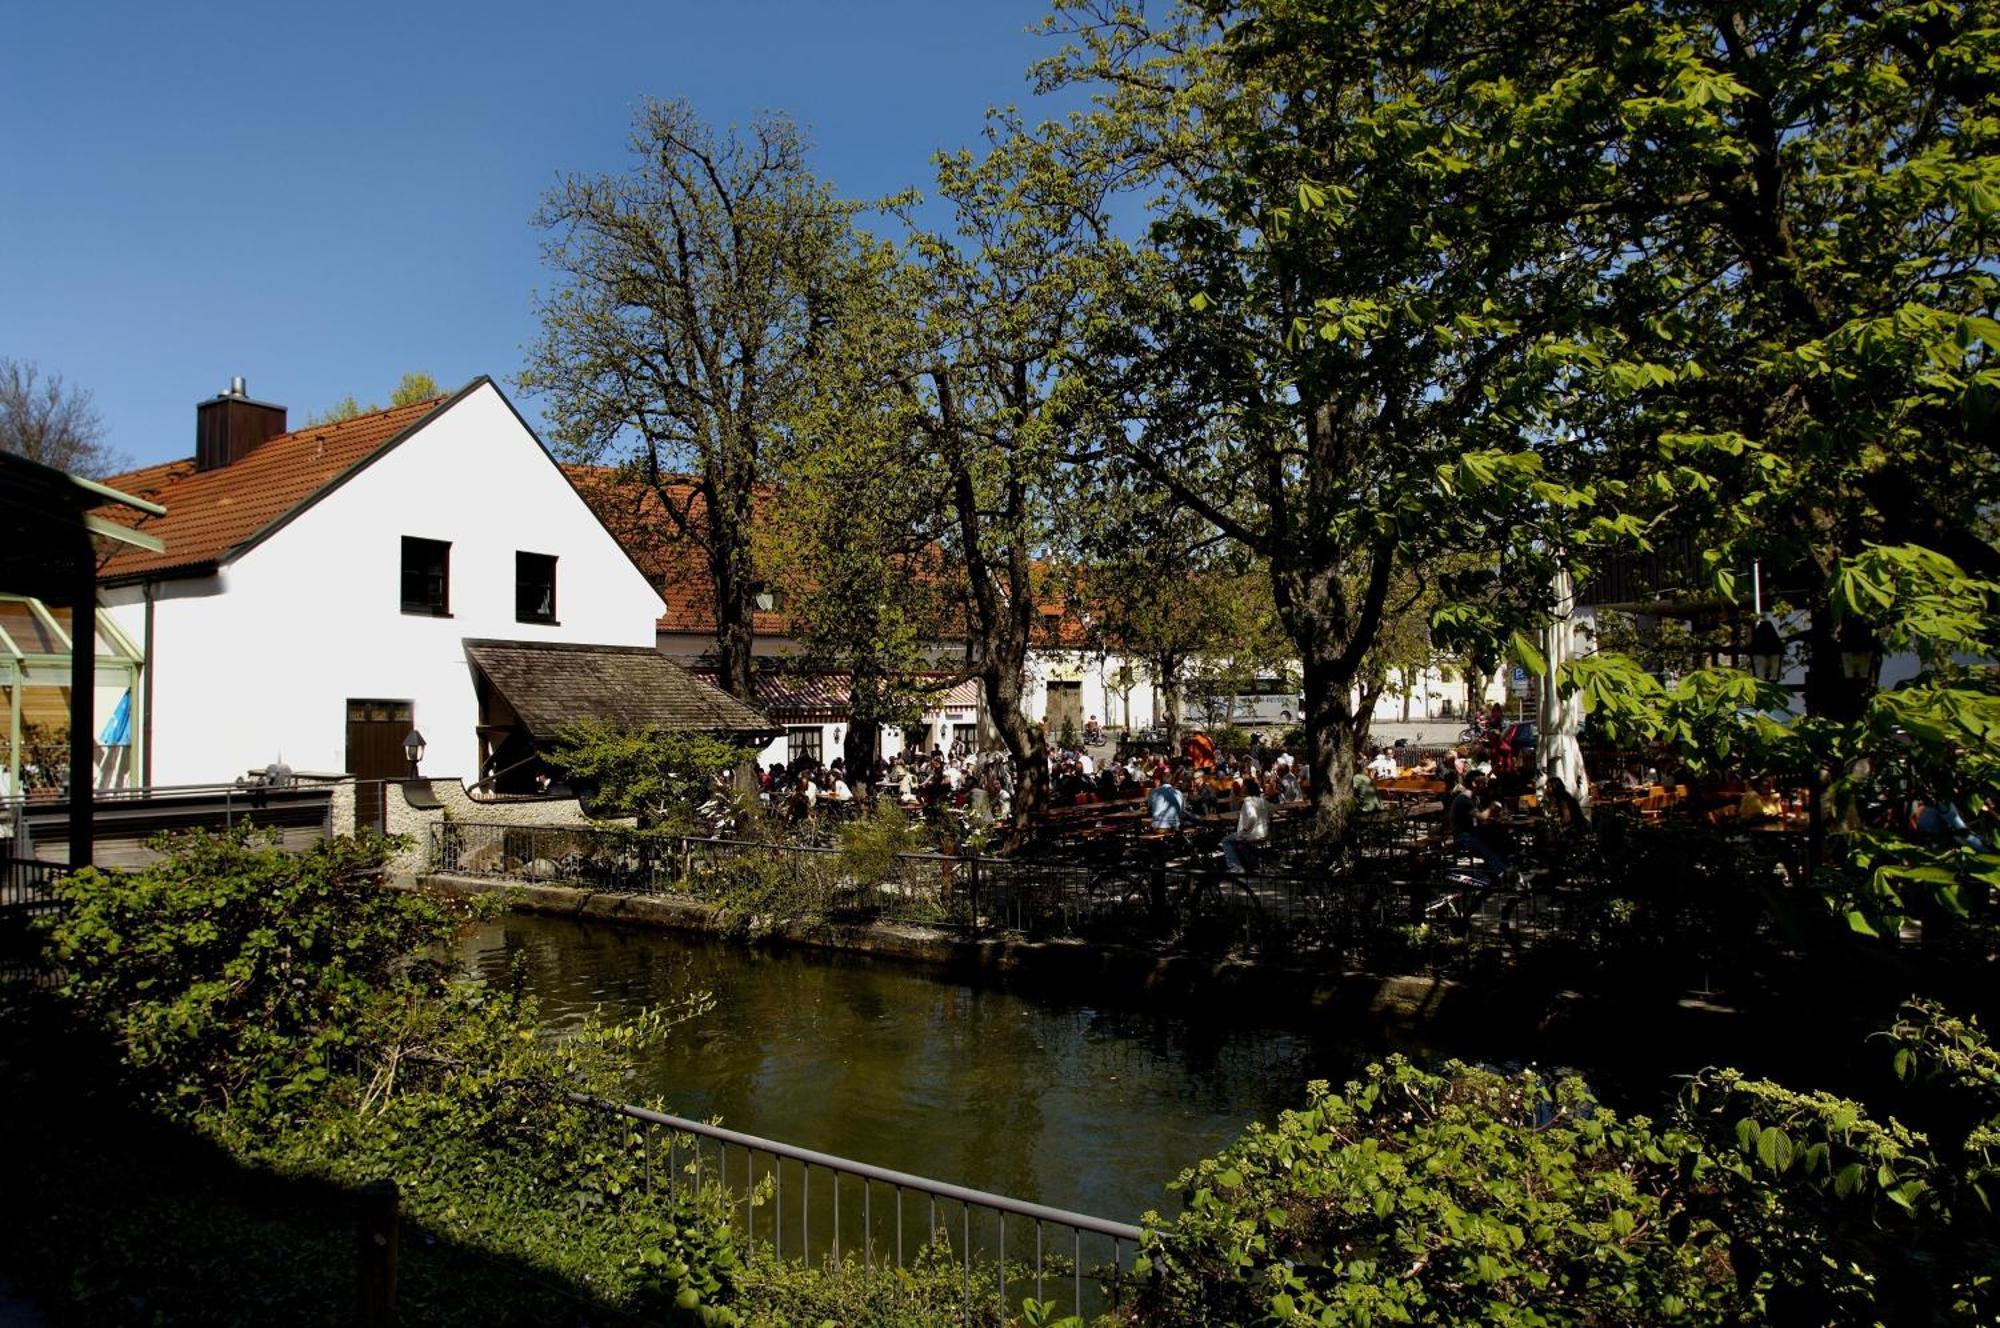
left=464, top=913, right=1425, bottom=1226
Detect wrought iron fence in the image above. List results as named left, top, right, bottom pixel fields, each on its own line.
left=428, top=819, right=1604, bottom=967
left=1, top=855, right=66, bottom=986
left=576, top=1093, right=1146, bottom=1320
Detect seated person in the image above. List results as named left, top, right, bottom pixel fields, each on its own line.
left=1222, top=779, right=1273, bottom=873
left=1366, top=747, right=1398, bottom=780
left=1351, top=768, right=1384, bottom=813
left=1448, top=770, right=1511, bottom=875
left=1147, top=775, right=1189, bottom=830
left=1737, top=776, right=1782, bottom=823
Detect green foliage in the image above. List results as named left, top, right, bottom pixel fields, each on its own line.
left=1132, top=1057, right=1730, bottom=1326
left=544, top=721, right=754, bottom=829
left=305, top=371, right=441, bottom=425
left=389, top=371, right=441, bottom=406
left=736, top=1244, right=1004, bottom=1327
left=1677, top=1001, right=2000, bottom=1326
left=39, top=830, right=749, bottom=1324
left=45, top=831, right=461, bottom=1121
left=1140, top=1005, right=2000, bottom=1326
left=833, top=799, right=926, bottom=886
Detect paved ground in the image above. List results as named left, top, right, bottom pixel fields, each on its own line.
left=1368, top=717, right=1472, bottom=748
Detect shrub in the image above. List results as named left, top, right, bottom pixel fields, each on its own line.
left=834, top=800, right=928, bottom=885
left=1676, top=1000, right=2000, bottom=1326
left=1132, top=1058, right=1731, bottom=1326
left=44, top=830, right=462, bottom=1121
left=39, top=829, right=749, bottom=1324
left=545, top=721, right=755, bottom=830
left=1138, top=1005, right=2000, bottom=1326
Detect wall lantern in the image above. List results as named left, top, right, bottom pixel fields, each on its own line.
left=1748, top=618, right=1786, bottom=683
left=403, top=729, right=427, bottom=776
left=1840, top=645, right=1878, bottom=685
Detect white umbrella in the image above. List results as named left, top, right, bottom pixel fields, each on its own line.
left=1538, top=565, right=1591, bottom=807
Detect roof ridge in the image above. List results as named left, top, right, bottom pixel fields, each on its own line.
left=100, top=393, right=449, bottom=492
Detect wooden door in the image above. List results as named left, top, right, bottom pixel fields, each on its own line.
left=346, top=699, right=412, bottom=832
left=1045, top=681, right=1083, bottom=741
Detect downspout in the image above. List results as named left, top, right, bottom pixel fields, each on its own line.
left=142, top=580, right=156, bottom=788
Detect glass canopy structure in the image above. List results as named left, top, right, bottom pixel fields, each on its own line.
left=0, top=594, right=146, bottom=801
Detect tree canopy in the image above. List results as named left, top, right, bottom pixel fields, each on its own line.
left=522, top=98, right=864, bottom=705
left=0, top=357, right=122, bottom=477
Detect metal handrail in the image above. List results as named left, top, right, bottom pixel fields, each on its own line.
left=575, top=1093, right=1143, bottom=1242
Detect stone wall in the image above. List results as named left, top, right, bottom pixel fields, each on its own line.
left=382, top=776, right=610, bottom=882
left=294, top=772, right=356, bottom=838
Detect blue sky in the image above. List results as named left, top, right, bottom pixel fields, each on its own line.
left=0, top=1, right=1078, bottom=470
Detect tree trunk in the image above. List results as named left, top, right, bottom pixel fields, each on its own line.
left=1353, top=675, right=1382, bottom=763
left=1154, top=654, right=1183, bottom=755
left=843, top=720, right=878, bottom=783
left=1302, top=651, right=1361, bottom=841
left=983, top=656, right=1049, bottom=831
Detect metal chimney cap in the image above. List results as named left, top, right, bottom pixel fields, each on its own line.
left=227, top=375, right=247, bottom=397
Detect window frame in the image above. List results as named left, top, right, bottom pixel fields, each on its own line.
left=786, top=726, right=823, bottom=767
left=515, top=550, right=559, bottom=625
left=400, top=536, right=452, bottom=617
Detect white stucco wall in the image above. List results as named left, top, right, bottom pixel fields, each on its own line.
left=102, top=382, right=665, bottom=786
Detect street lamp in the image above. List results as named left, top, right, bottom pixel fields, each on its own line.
left=1749, top=618, right=1786, bottom=683
left=1840, top=644, right=1878, bottom=685
left=402, top=729, right=427, bottom=778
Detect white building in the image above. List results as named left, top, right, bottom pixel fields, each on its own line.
left=94, top=377, right=760, bottom=821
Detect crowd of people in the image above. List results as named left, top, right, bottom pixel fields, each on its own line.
left=755, top=742, right=1017, bottom=831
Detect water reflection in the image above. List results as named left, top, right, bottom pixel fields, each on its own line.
left=463, top=915, right=1397, bottom=1222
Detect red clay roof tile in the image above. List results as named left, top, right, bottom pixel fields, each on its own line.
left=96, top=396, right=446, bottom=581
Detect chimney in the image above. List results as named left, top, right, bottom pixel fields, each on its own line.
left=195, top=377, right=287, bottom=471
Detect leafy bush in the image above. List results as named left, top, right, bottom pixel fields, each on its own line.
left=1133, top=1058, right=1730, bottom=1326
left=736, top=1244, right=1004, bottom=1327
left=545, top=721, right=755, bottom=830
left=1677, top=1000, right=2000, bottom=1326
left=39, top=829, right=751, bottom=1324
left=834, top=800, right=928, bottom=884
left=1137, top=1003, right=2000, bottom=1327
left=45, top=831, right=463, bottom=1121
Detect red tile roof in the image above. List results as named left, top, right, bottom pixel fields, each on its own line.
left=96, top=395, right=448, bottom=581
left=564, top=465, right=796, bottom=636
left=692, top=667, right=980, bottom=723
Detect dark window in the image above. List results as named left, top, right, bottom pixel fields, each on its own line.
left=401, top=537, right=450, bottom=616
left=787, top=726, right=822, bottom=766
left=516, top=551, right=558, bottom=624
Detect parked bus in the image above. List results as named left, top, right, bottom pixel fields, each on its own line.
left=1185, top=677, right=1304, bottom=728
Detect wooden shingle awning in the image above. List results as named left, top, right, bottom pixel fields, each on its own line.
left=463, top=638, right=774, bottom=739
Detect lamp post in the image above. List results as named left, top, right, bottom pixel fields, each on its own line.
left=402, top=729, right=426, bottom=779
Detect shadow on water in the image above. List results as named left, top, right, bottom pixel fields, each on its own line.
left=462, top=914, right=1426, bottom=1227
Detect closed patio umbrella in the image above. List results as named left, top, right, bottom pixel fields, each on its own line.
left=1539, top=566, right=1591, bottom=806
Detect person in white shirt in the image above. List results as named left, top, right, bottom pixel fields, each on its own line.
left=1079, top=751, right=1096, bottom=777
left=1222, top=779, right=1273, bottom=873
left=1367, top=748, right=1398, bottom=779
left=829, top=775, right=853, bottom=801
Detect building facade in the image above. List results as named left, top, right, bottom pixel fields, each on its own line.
left=95, top=378, right=680, bottom=799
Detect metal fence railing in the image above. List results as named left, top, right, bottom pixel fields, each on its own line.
left=576, top=1094, right=1146, bottom=1320
left=1, top=855, right=66, bottom=987
left=427, top=820, right=1607, bottom=967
